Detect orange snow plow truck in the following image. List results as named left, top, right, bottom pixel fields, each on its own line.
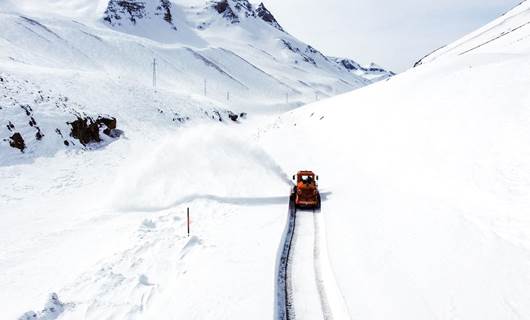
left=292, top=170, right=321, bottom=209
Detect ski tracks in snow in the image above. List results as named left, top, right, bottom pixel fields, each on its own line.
left=278, top=201, right=351, bottom=320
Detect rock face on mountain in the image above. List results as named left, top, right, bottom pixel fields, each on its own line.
left=254, top=2, right=283, bottom=31
left=99, top=0, right=393, bottom=88
left=104, top=0, right=176, bottom=29
left=330, top=57, right=395, bottom=81
left=213, top=0, right=241, bottom=23
left=211, top=0, right=281, bottom=30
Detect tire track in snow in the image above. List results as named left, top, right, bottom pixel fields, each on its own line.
left=275, top=194, right=296, bottom=320
left=277, top=196, right=350, bottom=320
left=313, top=209, right=333, bottom=319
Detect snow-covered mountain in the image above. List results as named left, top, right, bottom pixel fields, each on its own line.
left=0, top=0, right=392, bottom=164
left=261, top=1, right=530, bottom=319
left=330, top=57, right=395, bottom=81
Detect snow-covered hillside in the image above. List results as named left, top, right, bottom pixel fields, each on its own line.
left=414, top=0, right=530, bottom=66
left=261, top=1, right=530, bottom=319
left=4, top=0, right=529, bottom=319
left=0, top=0, right=392, bottom=163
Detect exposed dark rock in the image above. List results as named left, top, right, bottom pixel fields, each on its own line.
left=234, top=0, right=254, bottom=17
left=29, top=117, right=36, bottom=127
left=68, top=117, right=101, bottom=145
left=330, top=57, right=395, bottom=77
left=213, top=0, right=229, bottom=14
left=256, top=3, right=283, bottom=31
left=104, top=0, right=147, bottom=25
left=35, top=127, right=44, bottom=140
left=281, top=39, right=296, bottom=52
left=172, top=113, right=190, bottom=123
left=213, top=0, right=240, bottom=23
left=104, top=0, right=176, bottom=29
left=239, top=112, right=247, bottom=119
left=336, top=58, right=360, bottom=71
left=68, top=116, right=119, bottom=145
left=157, top=0, right=173, bottom=24
left=228, top=112, right=238, bottom=122
left=6, top=121, right=15, bottom=131
left=20, top=104, right=32, bottom=116
left=9, top=132, right=25, bottom=152
left=213, top=110, right=223, bottom=122
left=234, top=0, right=252, bottom=12
left=64, top=140, right=69, bottom=146
left=212, top=0, right=287, bottom=25
left=281, top=40, right=316, bottom=65
left=96, top=116, right=117, bottom=136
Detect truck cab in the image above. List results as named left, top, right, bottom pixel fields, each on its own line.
left=292, top=171, right=321, bottom=209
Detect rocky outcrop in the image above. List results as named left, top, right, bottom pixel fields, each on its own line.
left=1, top=74, right=124, bottom=159
left=227, top=111, right=239, bottom=122
left=329, top=57, right=395, bottom=80
left=281, top=39, right=328, bottom=65
left=103, top=0, right=177, bottom=29
left=68, top=116, right=118, bottom=145
left=334, top=58, right=362, bottom=71
left=158, top=0, right=173, bottom=24
left=212, top=0, right=283, bottom=30
left=213, top=0, right=240, bottom=23
left=104, top=0, right=147, bottom=25
left=9, top=132, right=25, bottom=152
left=255, top=3, right=283, bottom=31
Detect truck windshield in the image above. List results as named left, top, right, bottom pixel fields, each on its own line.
left=300, top=175, right=314, bottom=183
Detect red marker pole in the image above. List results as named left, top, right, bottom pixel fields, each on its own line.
left=187, top=207, right=190, bottom=237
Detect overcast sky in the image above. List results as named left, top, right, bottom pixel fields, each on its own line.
left=261, top=0, right=522, bottom=72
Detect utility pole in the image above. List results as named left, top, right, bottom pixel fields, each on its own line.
left=152, top=58, right=157, bottom=90
left=187, top=207, right=190, bottom=237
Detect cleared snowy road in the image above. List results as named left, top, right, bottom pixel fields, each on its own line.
left=278, top=197, right=351, bottom=320
left=288, top=208, right=329, bottom=319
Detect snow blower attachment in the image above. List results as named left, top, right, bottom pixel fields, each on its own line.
left=292, top=170, right=321, bottom=209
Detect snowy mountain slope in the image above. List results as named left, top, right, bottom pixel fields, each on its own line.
left=415, top=0, right=530, bottom=66
left=260, top=2, right=530, bottom=319
left=0, top=0, right=392, bottom=162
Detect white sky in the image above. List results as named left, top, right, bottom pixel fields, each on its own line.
left=261, top=0, right=522, bottom=72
